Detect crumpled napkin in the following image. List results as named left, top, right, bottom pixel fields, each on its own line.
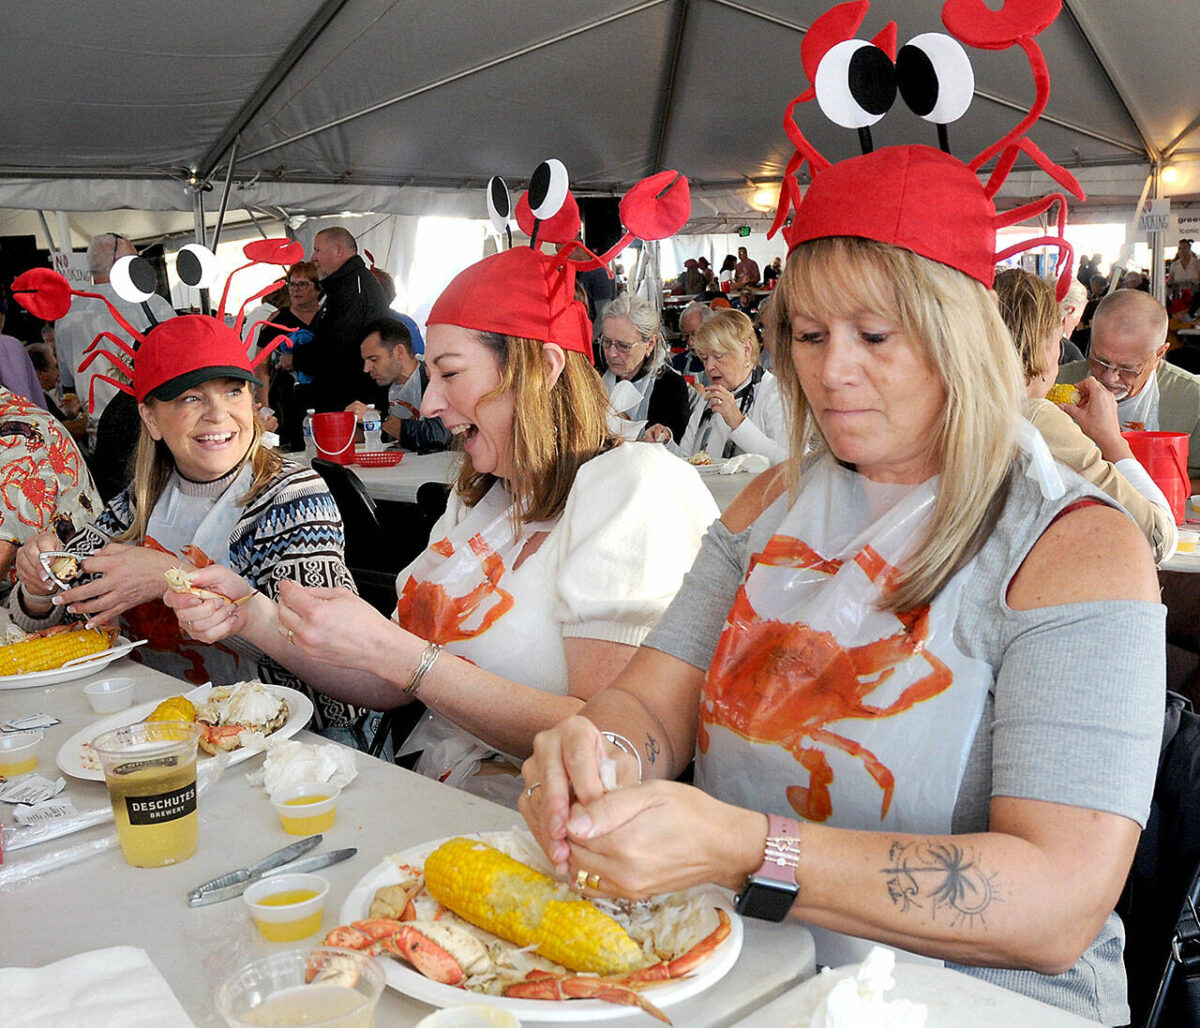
left=720, top=453, right=770, bottom=475
left=0, top=946, right=194, bottom=1028
left=247, top=735, right=358, bottom=800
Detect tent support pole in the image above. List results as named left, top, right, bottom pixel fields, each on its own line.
left=35, top=212, right=56, bottom=252
left=55, top=212, right=72, bottom=254
left=210, top=135, right=240, bottom=253
left=193, top=187, right=211, bottom=316
left=1150, top=161, right=1165, bottom=306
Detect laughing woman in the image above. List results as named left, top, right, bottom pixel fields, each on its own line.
left=165, top=246, right=718, bottom=805
left=11, top=317, right=361, bottom=737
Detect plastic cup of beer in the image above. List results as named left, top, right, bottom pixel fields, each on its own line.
left=90, top=721, right=202, bottom=867
left=216, top=947, right=386, bottom=1028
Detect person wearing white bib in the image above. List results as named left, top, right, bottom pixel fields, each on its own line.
left=517, top=17, right=1163, bottom=1017
left=164, top=174, right=716, bottom=807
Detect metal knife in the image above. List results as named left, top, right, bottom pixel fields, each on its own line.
left=187, top=834, right=322, bottom=905
left=187, top=847, right=357, bottom=906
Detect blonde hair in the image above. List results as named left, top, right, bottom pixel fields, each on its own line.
left=994, top=267, right=1060, bottom=382
left=455, top=333, right=620, bottom=523
left=773, top=237, right=1024, bottom=612
left=117, top=383, right=283, bottom=543
left=694, top=307, right=759, bottom=364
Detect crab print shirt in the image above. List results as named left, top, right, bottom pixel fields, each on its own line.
left=0, top=388, right=99, bottom=598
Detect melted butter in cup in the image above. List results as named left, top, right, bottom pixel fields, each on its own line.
left=270, top=782, right=340, bottom=835
left=243, top=872, right=329, bottom=942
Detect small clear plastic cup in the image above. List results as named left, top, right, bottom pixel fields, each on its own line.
left=216, top=946, right=385, bottom=1028
left=84, top=676, right=134, bottom=714
left=0, top=731, right=41, bottom=777
left=271, top=782, right=340, bottom=835
left=415, top=1006, right=523, bottom=1027
left=243, top=872, right=330, bottom=942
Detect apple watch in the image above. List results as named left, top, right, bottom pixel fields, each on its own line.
left=734, top=813, right=801, bottom=921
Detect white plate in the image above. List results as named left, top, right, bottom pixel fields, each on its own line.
left=338, top=830, right=743, bottom=1022
left=55, top=683, right=314, bottom=781
left=691, top=459, right=735, bottom=476
left=0, top=636, right=143, bottom=691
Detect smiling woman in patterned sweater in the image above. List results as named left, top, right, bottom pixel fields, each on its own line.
left=8, top=315, right=361, bottom=740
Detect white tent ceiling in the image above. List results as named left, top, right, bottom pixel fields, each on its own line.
left=2, top=0, right=1198, bottom=241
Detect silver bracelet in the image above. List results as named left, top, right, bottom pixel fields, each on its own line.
left=403, top=642, right=443, bottom=699
left=601, top=731, right=643, bottom=786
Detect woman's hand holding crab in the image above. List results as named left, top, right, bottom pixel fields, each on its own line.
left=162, top=563, right=254, bottom=641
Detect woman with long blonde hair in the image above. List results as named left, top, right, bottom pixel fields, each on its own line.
left=166, top=244, right=717, bottom=806
left=12, top=315, right=358, bottom=737
left=518, top=174, right=1162, bottom=1026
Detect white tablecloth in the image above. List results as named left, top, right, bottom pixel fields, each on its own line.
left=0, top=660, right=815, bottom=1026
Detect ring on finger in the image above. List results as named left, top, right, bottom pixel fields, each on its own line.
left=574, top=869, right=589, bottom=891
left=286, top=628, right=295, bottom=645
left=525, top=781, right=543, bottom=798
left=586, top=872, right=602, bottom=890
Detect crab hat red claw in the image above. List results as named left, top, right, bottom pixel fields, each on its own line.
left=426, top=248, right=592, bottom=363
left=620, top=170, right=691, bottom=241
left=11, top=268, right=74, bottom=321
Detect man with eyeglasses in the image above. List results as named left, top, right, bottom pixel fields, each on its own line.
left=1057, top=289, right=1200, bottom=488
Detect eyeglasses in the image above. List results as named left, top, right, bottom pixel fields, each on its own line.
left=1088, top=352, right=1155, bottom=380
left=287, top=280, right=316, bottom=289
left=600, top=336, right=643, bottom=356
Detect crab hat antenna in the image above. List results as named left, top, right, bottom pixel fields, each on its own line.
left=526, top=159, right=569, bottom=251
left=487, top=176, right=513, bottom=249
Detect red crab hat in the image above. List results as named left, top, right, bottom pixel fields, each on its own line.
left=427, top=247, right=592, bottom=359
left=11, top=237, right=303, bottom=412
left=124, top=316, right=261, bottom=402
left=768, top=0, right=1084, bottom=299
left=430, top=160, right=692, bottom=362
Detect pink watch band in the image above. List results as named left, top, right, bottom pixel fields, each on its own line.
left=756, top=813, right=801, bottom=885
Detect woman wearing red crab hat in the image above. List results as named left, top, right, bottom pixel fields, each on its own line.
left=7, top=242, right=365, bottom=740
left=164, top=163, right=719, bottom=807
left=519, top=1, right=1162, bottom=1022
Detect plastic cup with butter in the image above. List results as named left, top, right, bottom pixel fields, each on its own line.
left=0, top=731, right=41, bottom=777
left=1178, top=529, right=1199, bottom=554
left=271, top=782, right=340, bottom=835
left=243, top=872, right=330, bottom=942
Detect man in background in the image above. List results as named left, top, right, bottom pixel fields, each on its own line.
left=26, top=344, right=86, bottom=443
left=1058, top=289, right=1200, bottom=488
left=345, top=318, right=449, bottom=452
left=733, top=246, right=760, bottom=289
left=54, top=233, right=175, bottom=440
left=298, top=227, right=390, bottom=413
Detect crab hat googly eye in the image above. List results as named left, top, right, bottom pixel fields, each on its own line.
left=527, top=159, right=569, bottom=221
left=487, top=176, right=511, bottom=234
left=175, top=243, right=220, bottom=289
left=896, top=33, right=974, bottom=123
left=815, top=38, right=896, bottom=129
left=109, top=254, right=158, bottom=304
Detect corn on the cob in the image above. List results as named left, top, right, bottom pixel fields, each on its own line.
left=423, top=837, right=647, bottom=976
left=0, top=626, right=117, bottom=675
left=1045, top=383, right=1080, bottom=405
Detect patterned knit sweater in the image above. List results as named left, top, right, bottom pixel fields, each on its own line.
left=10, top=460, right=358, bottom=730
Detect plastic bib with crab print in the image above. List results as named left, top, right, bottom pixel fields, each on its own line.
left=394, top=482, right=562, bottom=791
left=694, top=458, right=993, bottom=836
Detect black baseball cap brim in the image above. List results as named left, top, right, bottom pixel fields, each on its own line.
left=150, top=366, right=259, bottom=402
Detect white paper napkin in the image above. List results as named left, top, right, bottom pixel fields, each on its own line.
left=0, top=946, right=194, bottom=1028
